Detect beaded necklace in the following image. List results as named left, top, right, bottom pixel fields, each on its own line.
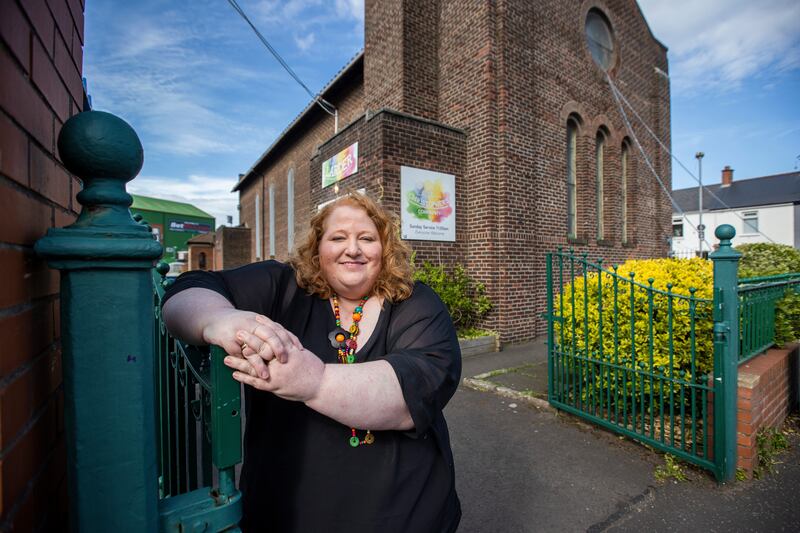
left=330, top=294, right=374, bottom=447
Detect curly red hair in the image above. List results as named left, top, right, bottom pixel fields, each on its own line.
left=288, top=191, right=414, bottom=302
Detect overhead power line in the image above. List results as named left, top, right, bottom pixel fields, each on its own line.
left=226, top=0, right=336, bottom=117
left=605, top=74, right=778, bottom=245
left=605, top=74, right=714, bottom=250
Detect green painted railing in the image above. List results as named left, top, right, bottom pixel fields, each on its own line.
left=546, top=225, right=800, bottom=481
left=545, top=249, right=719, bottom=476
left=738, top=273, right=800, bottom=363
left=153, top=263, right=243, bottom=531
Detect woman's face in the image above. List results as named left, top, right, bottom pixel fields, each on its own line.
left=318, top=204, right=383, bottom=299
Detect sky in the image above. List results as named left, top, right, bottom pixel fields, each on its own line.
left=83, top=0, right=800, bottom=227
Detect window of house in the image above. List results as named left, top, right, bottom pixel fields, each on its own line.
left=586, top=9, right=615, bottom=71
left=742, top=211, right=758, bottom=233
left=269, top=184, right=276, bottom=258
left=621, top=142, right=629, bottom=244
left=567, top=119, right=578, bottom=238
left=287, top=168, right=295, bottom=251
left=199, top=252, right=207, bottom=270
left=596, top=130, right=606, bottom=240
left=672, top=218, right=684, bottom=238
left=255, top=194, right=262, bottom=260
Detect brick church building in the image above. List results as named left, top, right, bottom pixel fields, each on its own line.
left=233, top=0, right=672, bottom=342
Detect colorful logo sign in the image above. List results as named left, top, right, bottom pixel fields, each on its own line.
left=400, top=166, right=456, bottom=242
left=322, top=143, right=358, bottom=188
left=406, top=181, right=453, bottom=222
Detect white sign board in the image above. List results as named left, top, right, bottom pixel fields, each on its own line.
left=400, top=166, right=456, bottom=242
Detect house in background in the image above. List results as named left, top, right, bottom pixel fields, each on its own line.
left=671, top=167, right=800, bottom=256
left=186, top=232, right=215, bottom=271
left=130, top=194, right=215, bottom=264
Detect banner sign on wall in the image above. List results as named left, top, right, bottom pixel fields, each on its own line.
left=400, top=166, right=456, bottom=242
left=169, top=220, right=212, bottom=233
left=322, top=142, right=358, bottom=188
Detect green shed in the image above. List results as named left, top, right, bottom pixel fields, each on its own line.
left=130, top=194, right=215, bottom=263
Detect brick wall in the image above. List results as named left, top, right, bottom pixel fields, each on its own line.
left=239, top=0, right=671, bottom=343
left=215, top=226, right=252, bottom=270
left=310, top=109, right=467, bottom=270
left=0, top=0, right=85, bottom=529
left=187, top=243, right=214, bottom=271
left=736, top=344, right=799, bottom=475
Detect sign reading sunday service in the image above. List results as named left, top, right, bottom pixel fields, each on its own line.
left=400, top=166, right=456, bottom=242
left=322, top=142, right=358, bottom=188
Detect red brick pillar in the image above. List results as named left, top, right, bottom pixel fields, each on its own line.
left=0, top=0, right=85, bottom=529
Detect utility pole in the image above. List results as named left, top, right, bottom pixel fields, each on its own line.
left=696, top=151, right=705, bottom=257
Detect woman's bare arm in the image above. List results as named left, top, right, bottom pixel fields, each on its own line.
left=163, top=287, right=301, bottom=377
left=224, top=347, right=414, bottom=431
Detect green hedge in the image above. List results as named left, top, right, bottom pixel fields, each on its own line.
left=413, top=261, right=492, bottom=334
left=737, top=243, right=800, bottom=277
left=737, top=243, right=800, bottom=345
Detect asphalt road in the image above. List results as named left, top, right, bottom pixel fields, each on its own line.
left=447, top=348, right=800, bottom=533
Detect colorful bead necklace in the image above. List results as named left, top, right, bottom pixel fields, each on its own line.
left=331, top=294, right=374, bottom=447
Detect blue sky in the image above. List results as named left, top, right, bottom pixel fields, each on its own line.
left=83, top=0, right=800, bottom=226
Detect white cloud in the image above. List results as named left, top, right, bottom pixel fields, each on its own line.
left=128, top=175, right=240, bottom=227
left=638, top=0, right=800, bottom=93
left=253, top=0, right=362, bottom=32
left=294, top=32, right=316, bottom=51
left=85, top=14, right=279, bottom=158
left=335, top=0, right=364, bottom=21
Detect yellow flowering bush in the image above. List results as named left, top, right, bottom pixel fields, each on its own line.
left=555, top=258, right=714, bottom=378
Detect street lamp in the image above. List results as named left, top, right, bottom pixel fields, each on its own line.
left=695, top=152, right=705, bottom=257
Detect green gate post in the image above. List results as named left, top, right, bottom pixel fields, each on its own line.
left=35, top=111, right=163, bottom=531
left=709, top=224, right=741, bottom=482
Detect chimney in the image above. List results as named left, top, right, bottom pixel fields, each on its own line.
left=721, top=166, right=734, bottom=186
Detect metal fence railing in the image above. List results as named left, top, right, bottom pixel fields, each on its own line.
left=153, top=263, right=243, bottom=531
left=738, top=273, right=800, bottom=363
left=546, top=226, right=800, bottom=482
left=545, top=250, right=718, bottom=475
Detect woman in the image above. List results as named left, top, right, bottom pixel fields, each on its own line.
left=162, top=192, right=462, bottom=532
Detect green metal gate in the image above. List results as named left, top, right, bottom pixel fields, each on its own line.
left=545, top=248, right=725, bottom=479
left=153, top=263, right=243, bottom=531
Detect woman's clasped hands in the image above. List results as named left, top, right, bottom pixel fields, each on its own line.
left=212, top=311, right=325, bottom=402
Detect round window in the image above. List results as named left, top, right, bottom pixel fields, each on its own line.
left=585, top=9, right=614, bottom=71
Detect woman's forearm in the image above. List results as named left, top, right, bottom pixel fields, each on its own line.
left=162, top=288, right=236, bottom=345
left=305, top=360, right=414, bottom=431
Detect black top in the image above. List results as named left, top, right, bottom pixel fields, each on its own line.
left=164, top=261, right=462, bottom=533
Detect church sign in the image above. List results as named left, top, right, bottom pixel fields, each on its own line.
left=400, top=166, right=456, bottom=242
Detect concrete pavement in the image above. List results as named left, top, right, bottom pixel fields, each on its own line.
left=446, top=340, right=800, bottom=532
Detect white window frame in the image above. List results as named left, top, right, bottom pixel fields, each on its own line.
left=621, top=143, right=629, bottom=244
left=567, top=120, right=578, bottom=238
left=742, top=211, right=758, bottom=234
left=254, top=194, right=262, bottom=260
left=596, top=130, right=605, bottom=240
left=268, top=184, right=276, bottom=258
left=287, top=168, right=295, bottom=251
left=672, top=217, right=684, bottom=238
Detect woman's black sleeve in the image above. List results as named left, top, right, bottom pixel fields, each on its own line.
left=382, top=282, right=462, bottom=437
left=161, top=260, right=292, bottom=317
